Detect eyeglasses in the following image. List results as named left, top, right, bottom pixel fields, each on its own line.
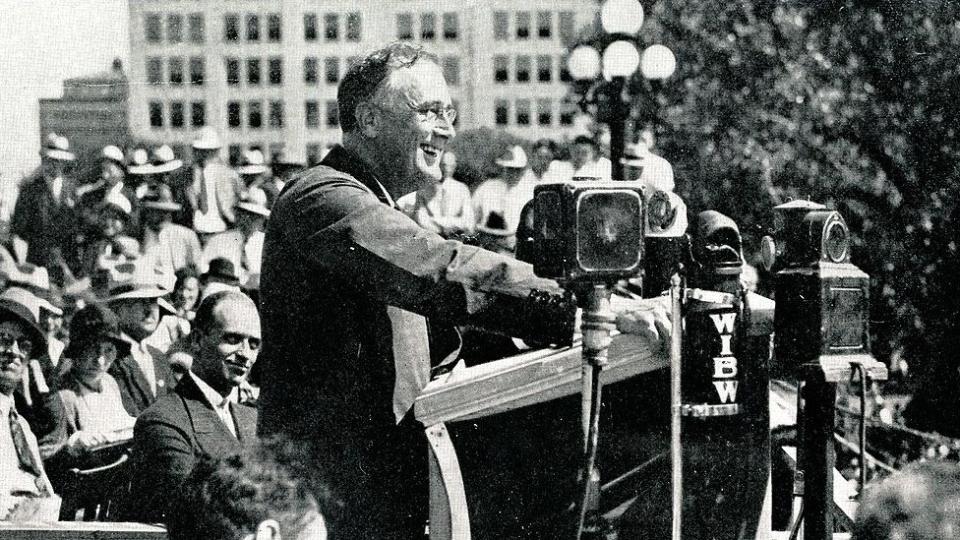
left=409, top=103, right=457, bottom=125
left=0, top=333, right=33, bottom=355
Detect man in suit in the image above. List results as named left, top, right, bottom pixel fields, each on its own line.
left=258, top=42, right=671, bottom=539
left=188, top=128, right=242, bottom=239
left=126, top=290, right=260, bottom=523
left=105, top=262, right=179, bottom=416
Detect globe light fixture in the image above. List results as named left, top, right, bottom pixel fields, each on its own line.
left=568, top=46, right=602, bottom=81
left=600, top=0, right=644, bottom=35
left=640, top=44, right=677, bottom=80
left=602, top=40, right=642, bottom=80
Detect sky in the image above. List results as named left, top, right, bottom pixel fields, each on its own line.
left=0, top=0, right=129, bottom=181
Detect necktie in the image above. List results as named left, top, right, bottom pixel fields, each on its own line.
left=9, top=408, right=48, bottom=494
left=196, top=166, right=209, bottom=214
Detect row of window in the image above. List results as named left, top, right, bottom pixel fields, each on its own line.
left=227, top=101, right=289, bottom=129
left=147, top=56, right=205, bottom=86
left=303, top=13, right=362, bottom=42
left=148, top=101, right=207, bottom=129
left=494, top=99, right=577, bottom=128
left=493, top=55, right=571, bottom=84
left=224, top=13, right=283, bottom=43
left=144, top=12, right=205, bottom=44
left=395, top=12, right=459, bottom=41
left=225, top=57, right=285, bottom=86
left=493, top=11, right=577, bottom=42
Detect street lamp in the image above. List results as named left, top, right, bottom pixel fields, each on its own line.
left=568, top=0, right=676, bottom=180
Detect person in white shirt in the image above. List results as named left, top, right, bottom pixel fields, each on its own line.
left=189, top=128, right=242, bottom=238
left=529, top=139, right=574, bottom=183
left=472, top=145, right=538, bottom=252
left=570, top=134, right=612, bottom=181
left=621, top=130, right=676, bottom=193
left=397, top=150, right=474, bottom=237
left=138, top=185, right=204, bottom=283
left=203, top=191, right=270, bottom=282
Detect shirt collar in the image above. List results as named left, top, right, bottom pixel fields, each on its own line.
left=189, top=372, right=237, bottom=410
left=321, top=145, right=397, bottom=208
left=0, top=393, right=13, bottom=416
left=120, top=332, right=147, bottom=352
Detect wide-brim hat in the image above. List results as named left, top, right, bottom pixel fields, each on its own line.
left=40, top=134, right=76, bottom=162
left=127, top=148, right=154, bottom=175
left=63, top=304, right=130, bottom=359
left=202, top=257, right=242, bottom=287
left=238, top=163, right=269, bottom=176
left=99, top=191, right=133, bottom=219
left=104, top=262, right=176, bottom=314
left=101, top=145, right=126, bottom=165
left=495, top=145, right=528, bottom=169
left=0, top=288, right=47, bottom=353
left=192, top=127, right=223, bottom=150
left=149, top=145, right=183, bottom=174
left=237, top=149, right=269, bottom=175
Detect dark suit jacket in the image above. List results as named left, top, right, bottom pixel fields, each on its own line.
left=11, top=173, right=78, bottom=270
left=108, top=343, right=177, bottom=417
left=125, top=374, right=257, bottom=523
left=257, top=145, right=574, bottom=539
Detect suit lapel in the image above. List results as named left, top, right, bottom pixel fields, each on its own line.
left=230, top=402, right=257, bottom=443
left=178, top=375, right=241, bottom=455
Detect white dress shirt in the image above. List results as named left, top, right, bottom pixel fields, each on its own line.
left=0, top=394, right=46, bottom=497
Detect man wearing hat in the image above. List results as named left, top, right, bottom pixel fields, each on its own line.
left=11, top=134, right=79, bottom=272
left=472, top=144, right=538, bottom=252
left=138, top=185, right=204, bottom=281
left=105, top=261, right=179, bottom=416
left=202, top=191, right=269, bottom=281
left=0, top=287, right=58, bottom=516
left=188, top=128, right=242, bottom=238
left=570, top=134, right=612, bottom=181
left=77, top=191, right=140, bottom=280
left=236, top=149, right=275, bottom=207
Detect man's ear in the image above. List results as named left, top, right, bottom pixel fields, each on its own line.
left=252, top=519, right=282, bottom=540
left=354, top=102, right=380, bottom=138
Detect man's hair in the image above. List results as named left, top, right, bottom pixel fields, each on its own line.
left=852, top=461, right=960, bottom=540
left=166, top=439, right=330, bottom=540
left=192, top=290, right=255, bottom=337
left=337, top=42, right=439, bottom=133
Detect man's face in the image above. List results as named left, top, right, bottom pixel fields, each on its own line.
left=194, top=298, right=261, bottom=391
left=374, top=61, right=455, bottom=194
left=571, top=143, right=596, bottom=169
left=113, top=298, right=161, bottom=341
left=0, top=320, right=32, bottom=394
left=101, top=161, right=124, bottom=186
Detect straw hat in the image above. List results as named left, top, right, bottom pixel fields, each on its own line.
left=0, top=287, right=47, bottom=352
left=104, top=261, right=175, bottom=314
left=149, top=145, right=183, bottom=174
left=100, top=191, right=133, bottom=219
left=127, top=148, right=153, bottom=175
left=101, top=145, right=126, bottom=165
left=192, top=127, right=223, bottom=150
left=40, top=134, right=76, bottom=162
left=237, top=149, right=269, bottom=176
left=2, top=264, right=63, bottom=317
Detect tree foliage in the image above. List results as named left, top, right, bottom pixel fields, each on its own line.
left=627, top=0, right=960, bottom=433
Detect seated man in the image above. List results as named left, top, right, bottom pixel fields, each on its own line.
left=126, top=290, right=260, bottom=523
left=166, top=440, right=331, bottom=540
left=0, top=287, right=57, bottom=517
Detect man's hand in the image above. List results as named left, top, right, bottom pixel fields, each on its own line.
left=66, top=430, right=109, bottom=455
left=613, top=296, right=673, bottom=353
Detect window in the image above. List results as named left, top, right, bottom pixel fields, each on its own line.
left=537, top=55, right=552, bottom=82
left=188, top=13, right=204, bottom=43
left=346, top=12, right=361, bottom=41
left=560, top=55, right=572, bottom=82
left=516, top=99, right=531, bottom=126
left=228, top=101, right=242, bottom=128
left=247, top=58, right=261, bottom=85
left=559, top=11, right=575, bottom=45
left=191, top=102, right=205, bottom=127
left=226, top=57, right=240, bottom=85
left=170, top=101, right=185, bottom=129
left=537, top=11, right=552, bottom=38
left=442, top=13, right=458, bottom=40
left=307, top=144, right=323, bottom=166
left=397, top=13, right=413, bottom=40
left=421, top=13, right=436, bottom=40
left=305, top=100, right=319, bottom=128
left=189, top=57, right=205, bottom=85
left=145, top=14, right=162, bottom=43
left=304, top=14, right=317, bottom=41
left=247, top=14, right=260, bottom=42
left=537, top=99, right=552, bottom=125
left=494, top=55, right=508, bottom=83
left=224, top=14, right=239, bottom=41
left=326, top=100, right=339, bottom=127
left=149, top=101, right=163, bottom=127
left=268, top=14, right=281, bottom=41
left=269, top=101, right=284, bottom=128
left=304, top=57, right=318, bottom=84
left=324, top=57, right=339, bottom=84
left=146, top=57, right=163, bottom=84
left=442, top=56, right=460, bottom=86
left=324, top=14, right=338, bottom=41
left=248, top=101, right=263, bottom=129
left=516, top=55, right=531, bottom=83
left=493, top=11, right=508, bottom=40
left=228, top=145, right=243, bottom=167
left=516, top=12, right=530, bottom=39
left=167, top=14, right=183, bottom=43
left=168, top=57, right=184, bottom=85
left=560, top=102, right=576, bottom=126
left=495, top=99, right=509, bottom=126
left=268, top=57, right=283, bottom=85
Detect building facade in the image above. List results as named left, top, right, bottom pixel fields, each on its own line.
left=39, top=59, right=129, bottom=163
left=127, top=0, right=598, bottom=165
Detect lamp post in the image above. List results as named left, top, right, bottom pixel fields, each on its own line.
left=567, top=0, right=676, bottom=180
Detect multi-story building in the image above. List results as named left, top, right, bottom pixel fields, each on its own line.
left=127, top=1, right=597, bottom=165
left=39, top=59, right=129, bottom=163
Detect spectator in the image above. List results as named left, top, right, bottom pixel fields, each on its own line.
left=138, top=185, right=204, bottom=283
left=203, top=191, right=270, bottom=282
left=166, top=441, right=329, bottom=540
left=236, top=150, right=272, bottom=205
left=127, top=290, right=260, bottom=523
left=0, top=264, right=69, bottom=368
left=11, top=134, right=78, bottom=275
left=75, top=145, right=136, bottom=239
left=77, top=191, right=139, bottom=280
left=199, top=258, right=243, bottom=301
left=188, top=128, right=242, bottom=240
left=570, top=134, right=612, bottom=180
left=529, top=138, right=574, bottom=183
left=105, top=261, right=179, bottom=416
left=621, top=131, right=675, bottom=193
left=472, top=145, right=537, bottom=252
left=397, top=150, right=475, bottom=237
left=172, top=265, right=201, bottom=327
left=853, top=460, right=960, bottom=540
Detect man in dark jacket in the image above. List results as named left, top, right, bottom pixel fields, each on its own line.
left=257, top=42, right=670, bottom=539
left=126, top=290, right=260, bottom=523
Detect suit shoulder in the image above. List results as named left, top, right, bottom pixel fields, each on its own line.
left=136, top=392, right=186, bottom=427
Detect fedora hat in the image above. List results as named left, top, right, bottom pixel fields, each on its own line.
left=2, top=264, right=62, bottom=317
left=140, top=184, right=183, bottom=213
left=201, top=257, right=241, bottom=287
left=63, top=303, right=130, bottom=359
left=237, top=149, right=269, bottom=176
left=235, top=189, right=270, bottom=218
left=0, top=287, right=47, bottom=353
left=127, top=148, right=154, bottom=175
left=101, top=145, right=126, bottom=165
left=149, top=145, right=183, bottom=174
left=495, top=145, right=528, bottom=169
left=104, top=261, right=175, bottom=314
left=40, top=134, right=76, bottom=162
left=192, top=127, right=223, bottom=150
